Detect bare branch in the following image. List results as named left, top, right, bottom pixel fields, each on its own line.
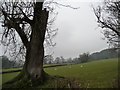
left=52, top=2, right=80, bottom=9
left=93, top=0, right=120, bottom=47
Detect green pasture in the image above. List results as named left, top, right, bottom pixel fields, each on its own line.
left=1, top=58, right=118, bottom=88
left=45, top=58, right=118, bottom=88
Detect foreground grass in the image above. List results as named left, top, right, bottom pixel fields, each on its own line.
left=45, top=58, right=118, bottom=88
left=1, top=58, right=118, bottom=88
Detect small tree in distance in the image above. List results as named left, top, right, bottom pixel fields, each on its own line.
left=79, top=53, right=89, bottom=63
left=44, top=55, right=54, bottom=64
left=55, top=57, right=61, bottom=64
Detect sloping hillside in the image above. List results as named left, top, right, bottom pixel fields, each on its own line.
left=89, top=48, right=118, bottom=60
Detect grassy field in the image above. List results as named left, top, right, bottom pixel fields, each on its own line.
left=1, top=58, right=118, bottom=88
left=2, top=68, right=22, bottom=72
left=1, top=64, right=55, bottom=72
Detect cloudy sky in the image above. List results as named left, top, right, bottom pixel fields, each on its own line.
left=46, top=0, right=109, bottom=59
left=0, top=0, right=109, bottom=59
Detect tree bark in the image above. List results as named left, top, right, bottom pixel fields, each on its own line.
left=2, top=2, right=49, bottom=87
left=25, top=2, right=49, bottom=83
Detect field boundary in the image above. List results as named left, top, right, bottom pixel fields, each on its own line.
left=0, top=64, right=72, bottom=74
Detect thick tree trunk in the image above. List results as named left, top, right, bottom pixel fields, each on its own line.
left=3, top=2, right=49, bottom=87
left=18, top=2, right=49, bottom=85
left=2, top=2, right=49, bottom=88
left=25, top=2, right=49, bottom=83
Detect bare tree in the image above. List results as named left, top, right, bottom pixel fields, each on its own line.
left=44, top=55, right=54, bottom=64
left=79, top=53, right=89, bottom=63
left=0, top=0, right=79, bottom=87
left=0, top=0, right=54, bottom=87
left=93, top=0, right=120, bottom=47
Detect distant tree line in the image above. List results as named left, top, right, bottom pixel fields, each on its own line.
left=0, top=56, right=24, bottom=69
left=44, top=48, right=118, bottom=64
left=89, top=48, right=118, bottom=60
left=1, top=48, right=118, bottom=69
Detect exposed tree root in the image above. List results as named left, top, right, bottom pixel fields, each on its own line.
left=2, top=72, right=80, bottom=89
left=2, top=71, right=50, bottom=88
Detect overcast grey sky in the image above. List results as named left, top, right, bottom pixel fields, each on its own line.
left=46, top=1, right=109, bottom=59
left=0, top=0, right=109, bottom=59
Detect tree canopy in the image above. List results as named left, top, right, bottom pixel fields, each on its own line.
left=93, top=0, right=120, bottom=47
